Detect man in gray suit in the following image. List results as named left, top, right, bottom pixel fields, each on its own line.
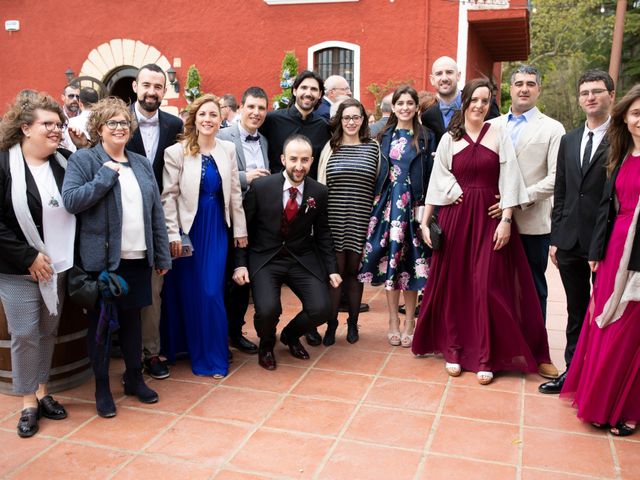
left=370, top=93, right=392, bottom=138
left=218, top=87, right=270, bottom=354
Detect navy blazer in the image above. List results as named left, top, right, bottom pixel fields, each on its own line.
left=62, top=143, right=171, bottom=272
left=374, top=127, right=435, bottom=206
left=127, top=108, right=183, bottom=189
left=0, top=150, right=67, bottom=274
left=315, top=97, right=331, bottom=121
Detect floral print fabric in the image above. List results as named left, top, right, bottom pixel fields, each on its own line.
left=358, top=129, right=429, bottom=291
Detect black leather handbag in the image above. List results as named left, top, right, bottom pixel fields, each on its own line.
left=68, top=264, right=99, bottom=311
left=428, top=215, right=443, bottom=251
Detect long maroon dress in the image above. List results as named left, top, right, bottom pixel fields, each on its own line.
left=561, top=154, right=640, bottom=426
left=411, top=123, right=551, bottom=373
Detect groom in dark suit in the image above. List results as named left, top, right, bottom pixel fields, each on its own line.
left=233, top=134, right=341, bottom=370
left=540, top=70, right=615, bottom=394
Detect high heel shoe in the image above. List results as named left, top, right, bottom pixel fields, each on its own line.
left=323, top=320, right=338, bottom=346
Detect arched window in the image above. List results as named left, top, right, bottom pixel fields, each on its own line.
left=308, top=41, right=360, bottom=99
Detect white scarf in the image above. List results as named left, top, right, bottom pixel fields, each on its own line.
left=8, top=143, right=67, bottom=316
left=593, top=193, right=640, bottom=328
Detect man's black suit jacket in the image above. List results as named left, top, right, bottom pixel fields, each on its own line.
left=420, top=98, right=500, bottom=146
left=127, top=108, right=183, bottom=189
left=235, top=173, right=337, bottom=281
left=550, top=126, right=609, bottom=255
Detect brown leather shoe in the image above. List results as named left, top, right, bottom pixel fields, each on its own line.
left=281, top=331, right=310, bottom=360
left=538, top=362, right=559, bottom=379
left=258, top=348, right=277, bottom=370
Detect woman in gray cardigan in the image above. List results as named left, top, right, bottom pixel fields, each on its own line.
left=62, top=97, right=171, bottom=418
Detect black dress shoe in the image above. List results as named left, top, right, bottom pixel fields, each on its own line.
left=281, top=331, right=310, bottom=360
left=305, top=329, right=322, bottom=346
left=323, top=321, right=338, bottom=346
left=258, top=348, right=277, bottom=370
left=123, top=370, right=159, bottom=404
left=538, top=371, right=567, bottom=394
left=230, top=335, right=259, bottom=354
left=17, top=407, right=39, bottom=438
left=346, top=320, right=359, bottom=344
left=38, top=395, right=67, bottom=420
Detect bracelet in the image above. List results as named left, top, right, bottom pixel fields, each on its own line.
left=501, top=217, right=512, bottom=224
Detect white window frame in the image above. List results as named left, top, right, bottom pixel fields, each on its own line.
left=307, top=41, right=361, bottom=100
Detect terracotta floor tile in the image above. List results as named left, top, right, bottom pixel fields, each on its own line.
left=364, top=378, right=445, bottom=412
left=443, top=386, right=521, bottom=424
left=69, top=406, right=175, bottom=450
left=223, top=362, right=306, bottom=393
left=524, top=373, right=551, bottom=394
left=228, top=428, right=333, bottom=479
left=419, top=454, right=517, bottom=480
left=0, top=393, right=22, bottom=420
left=189, top=386, right=281, bottom=424
left=56, top=372, right=125, bottom=403
left=328, top=324, right=395, bottom=353
left=9, top=442, right=131, bottom=480
left=343, top=405, right=433, bottom=450
left=524, top=394, right=596, bottom=435
left=0, top=400, right=96, bottom=438
left=119, top=378, right=211, bottom=414
left=431, top=416, right=520, bottom=464
left=614, top=438, right=640, bottom=480
left=292, top=369, right=373, bottom=402
left=451, top=371, right=525, bottom=393
left=146, top=417, right=250, bottom=466
left=522, top=428, right=615, bottom=478
left=320, top=440, right=421, bottom=480
left=112, top=455, right=213, bottom=480
left=313, top=346, right=387, bottom=375
left=521, top=468, right=603, bottom=480
left=214, top=470, right=272, bottom=480
left=264, top=396, right=355, bottom=436
left=0, top=430, right=54, bottom=477
left=380, top=352, right=447, bottom=383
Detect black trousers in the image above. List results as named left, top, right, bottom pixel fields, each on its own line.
left=251, top=255, right=331, bottom=349
left=225, top=227, right=250, bottom=339
left=520, top=233, right=551, bottom=321
left=556, top=247, right=596, bottom=368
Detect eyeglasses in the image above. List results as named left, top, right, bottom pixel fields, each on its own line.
left=579, top=88, right=609, bottom=98
left=36, top=121, right=66, bottom=132
left=66, top=94, right=80, bottom=100
left=341, top=115, right=363, bottom=123
left=104, top=120, right=131, bottom=130
left=332, top=87, right=352, bottom=92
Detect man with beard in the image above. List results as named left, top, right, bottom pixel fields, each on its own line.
left=59, top=84, right=81, bottom=149
left=259, top=70, right=331, bottom=346
left=421, top=56, right=499, bottom=145
left=127, top=63, right=183, bottom=380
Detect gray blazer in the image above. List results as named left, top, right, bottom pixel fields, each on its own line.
left=62, top=143, right=171, bottom=272
left=217, top=123, right=269, bottom=194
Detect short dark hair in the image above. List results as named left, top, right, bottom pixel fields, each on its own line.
left=79, top=87, right=99, bottom=106
left=241, top=86, right=268, bottom=105
left=510, top=64, right=541, bottom=85
left=221, top=94, right=238, bottom=111
left=291, top=70, right=325, bottom=101
left=136, top=64, right=166, bottom=84
left=577, top=69, right=614, bottom=92
left=282, top=134, right=312, bottom=155
left=63, top=83, right=80, bottom=94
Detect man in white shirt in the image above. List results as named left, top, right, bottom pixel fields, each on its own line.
left=59, top=84, right=80, bottom=150
left=64, top=87, right=100, bottom=153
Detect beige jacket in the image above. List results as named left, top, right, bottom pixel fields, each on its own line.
left=425, top=122, right=529, bottom=209
left=162, top=140, right=247, bottom=243
left=489, top=109, right=565, bottom=235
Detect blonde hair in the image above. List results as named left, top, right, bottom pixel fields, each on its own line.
left=181, top=94, right=221, bottom=156
left=86, top=97, right=137, bottom=146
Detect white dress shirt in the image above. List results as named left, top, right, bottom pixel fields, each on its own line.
left=282, top=171, right=304, bottom=209
left=580, top=116, right=610, bottom=164
left=238, top=123, right=266, bottom=171
left=135, top=104, right=160, bottom=162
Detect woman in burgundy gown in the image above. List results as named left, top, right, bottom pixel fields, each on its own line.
left=411, top=79, right=553, bottom=385
left=560, top=85, right=640, bottom=437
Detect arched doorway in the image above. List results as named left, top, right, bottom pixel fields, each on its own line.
left=105, top=66, right=138, bottom=105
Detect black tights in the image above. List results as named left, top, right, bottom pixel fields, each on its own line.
left=329, top=250, right=364, bottom=324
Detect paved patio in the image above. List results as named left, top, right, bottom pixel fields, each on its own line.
left=0, top=267, right=638, bottom=479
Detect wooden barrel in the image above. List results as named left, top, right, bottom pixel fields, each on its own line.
left=0, top=295, right=92, bottom=395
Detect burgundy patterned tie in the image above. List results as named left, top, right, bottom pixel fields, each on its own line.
left=284, top=187, right=299, bottom=223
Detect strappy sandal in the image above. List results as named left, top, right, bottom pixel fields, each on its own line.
left=445, top=362, right=462, bottom=377
left=477, top=371, right=493, bottom=385
left=400, top=333, right=413, bottom=348
left=610, top=422, right=637, bottom=437
left=387, top=332, right=401, bottom=346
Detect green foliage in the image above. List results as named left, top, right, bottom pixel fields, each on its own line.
left=367, top=78, right=414, bottom=119
left=185, top=65, right=202, bottom=103
left=272, top=52, right=299, bottom=109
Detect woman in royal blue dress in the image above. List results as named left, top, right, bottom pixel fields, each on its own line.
left=161, top=94, right=247, bottom=378
left=359, top=86, right=434, bottom=348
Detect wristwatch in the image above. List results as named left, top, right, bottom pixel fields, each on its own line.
left=501, top=217, right=512, bottom=224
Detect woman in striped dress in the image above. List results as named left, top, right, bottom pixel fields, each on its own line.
left=318, top=98, right=379, bottom=346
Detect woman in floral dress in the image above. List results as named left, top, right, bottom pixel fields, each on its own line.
left=359, top=86, right=434, bottom=347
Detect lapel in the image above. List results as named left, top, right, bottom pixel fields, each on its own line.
left=155, top=111, right=170, bottom=165
left=24, top=161, right=42, bottom=210
left=211, top=142, right=228, bottom=198
left=259, top=132, right=269, bottom=167
left=184, top=151, right=202, bottom=195
left=515, top=111, right=542, bottom=155
left=50, top=157, right=65, bottom=192
left=569, top=126, right=585, bottom=182
left=94, top=144, right=123, bottom=223
left=583, top=135, right=609, bottom=178
left=229, top=125, right=246, bottom=170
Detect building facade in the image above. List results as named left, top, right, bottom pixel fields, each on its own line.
left=0, top=0, right=530, bottom=114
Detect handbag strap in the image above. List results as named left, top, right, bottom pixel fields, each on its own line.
left=104, top=194, right=110, bottom=271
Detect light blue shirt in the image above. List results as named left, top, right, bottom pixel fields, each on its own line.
left=507, top=106, right=538, bottom=147
left=439, top=93, right=462, bottom=128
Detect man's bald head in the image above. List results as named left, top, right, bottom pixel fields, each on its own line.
left=325, top=75, right=352, bottom=102
left=430, top=56, right=461, bottom=102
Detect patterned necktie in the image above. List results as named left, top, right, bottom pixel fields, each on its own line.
left=284, top=187, right=299, bottom=223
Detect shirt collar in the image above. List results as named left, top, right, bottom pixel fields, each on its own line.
left=135, top=104, right=160, bottom=124
left=508, top=106, right=539, bottom=122
left=282, top=171, right=305, bottom=194
left=439, top=92, right=462, bottom=110
left=238, top=122, right=258, bottom=140
left=584, top=116, right=611, bottom=135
